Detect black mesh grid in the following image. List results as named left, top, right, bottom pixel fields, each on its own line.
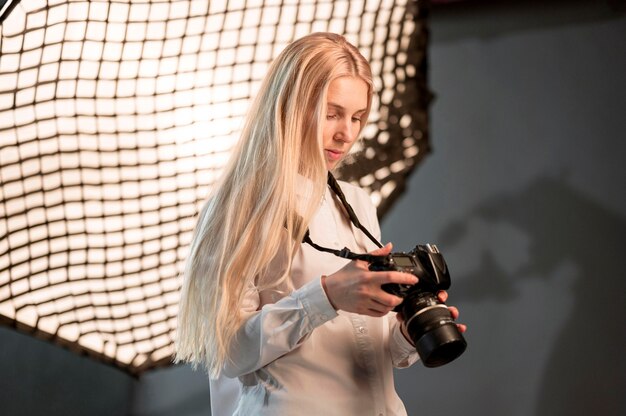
left=0, top=0, right=432, bottom=374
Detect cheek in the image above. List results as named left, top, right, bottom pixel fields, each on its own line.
left=322, top=122, right=334, bottom=146
left=344, top=139, right=357, bottom=154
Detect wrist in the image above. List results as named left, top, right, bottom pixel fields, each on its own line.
left=321, top=275, right=338, bottom=310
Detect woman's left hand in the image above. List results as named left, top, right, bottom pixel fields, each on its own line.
left=435, top=290, right=467, bottom=333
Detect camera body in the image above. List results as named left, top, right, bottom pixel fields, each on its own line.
left=369, top=244, right=467, bottom=367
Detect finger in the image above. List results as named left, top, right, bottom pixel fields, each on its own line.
left=367, top=300, right=395, bottom=315
left=372, top=294, right=403, bottom=309
left=437, top=290, right=448, bottom=303
left=366, top=308, right=388, bottom=317
left=396, top=311, right=404, bottom=322
left=372, top=271, right=418, bottom=286
left=354, top=257, right=373, bottom=271
left=457, top=323, right=467, bottom=333
left=448, top=306, right=459, bottom=320
left=369, top=242, right=393, bottom=256
left=362, top=301, right=388, bottom=316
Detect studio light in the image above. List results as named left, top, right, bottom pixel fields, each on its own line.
left=0, top=0, right=431, bottom=374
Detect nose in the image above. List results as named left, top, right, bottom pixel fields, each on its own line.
left=334, top=118, right=354, bottom=143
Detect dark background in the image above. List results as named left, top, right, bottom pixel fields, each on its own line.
left=1, top=1, right=625, bottom=415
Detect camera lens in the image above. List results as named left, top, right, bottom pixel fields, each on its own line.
left=401, top=295, right=467, bottom=368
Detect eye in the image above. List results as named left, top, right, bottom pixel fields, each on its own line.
left=351, top=116, right=361, bottom=123
left=326, top=114, right=338, bottom=120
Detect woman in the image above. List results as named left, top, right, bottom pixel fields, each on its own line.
left=176, top=32, right=465, bottom=415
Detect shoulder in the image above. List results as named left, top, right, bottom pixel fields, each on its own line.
left=337, top=181, right=376, bottom=212
left=335, top=179, right=381, bottom=242
left=336, top=180, right=372, bottom=205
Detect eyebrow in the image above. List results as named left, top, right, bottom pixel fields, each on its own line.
left=327, top=102, right=367, bottom=114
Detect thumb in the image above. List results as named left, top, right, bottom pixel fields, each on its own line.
left=369, top=242, right=393, bottom=256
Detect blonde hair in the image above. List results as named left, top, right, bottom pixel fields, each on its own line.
left=175, top=33, right=373, bottom=377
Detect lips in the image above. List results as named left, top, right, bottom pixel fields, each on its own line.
left=325, top=149, right=344, bottom=161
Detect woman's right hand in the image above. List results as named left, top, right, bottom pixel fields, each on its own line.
left=321, top=243, right=418, bottom=317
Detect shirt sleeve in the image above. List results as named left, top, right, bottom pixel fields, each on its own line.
left=388, top=314, right=420, bottom=368
left=222, top=276, right=338, bottom=378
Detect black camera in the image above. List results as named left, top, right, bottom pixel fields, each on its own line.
left=369, top=244, right=467, bottom=367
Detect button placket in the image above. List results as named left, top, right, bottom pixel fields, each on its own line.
left=350, top=315, right=386, bottom=415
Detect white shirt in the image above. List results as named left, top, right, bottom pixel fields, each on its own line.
left=210, top=181, right=419, bottom=416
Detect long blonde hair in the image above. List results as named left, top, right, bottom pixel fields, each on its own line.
left=175, top=33, right=373, bottom=377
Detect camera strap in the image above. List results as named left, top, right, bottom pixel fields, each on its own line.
left=302, top=172, right=383, bottom=262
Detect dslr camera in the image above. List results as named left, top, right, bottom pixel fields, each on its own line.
left=369, top=244, right=467, bottom=367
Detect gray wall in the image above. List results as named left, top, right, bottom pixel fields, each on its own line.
left=386, top=2, right=626, bottom=416
left=0, top=327, right=135, bottom=415
left=1, top=2, right=624, bottom=416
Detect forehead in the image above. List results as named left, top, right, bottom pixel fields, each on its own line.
left=326, top=77, right=369, bottom=112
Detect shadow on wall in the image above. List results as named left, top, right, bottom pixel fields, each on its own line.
left=440, top=176, right=626, bottom=415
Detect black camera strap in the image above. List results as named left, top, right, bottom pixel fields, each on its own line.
left=326, top=172, right=383, bottom=249
left=302, top=172, right=383, bottom=262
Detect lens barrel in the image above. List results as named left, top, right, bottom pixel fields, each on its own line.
left=401, top=296, right=467, bottom=368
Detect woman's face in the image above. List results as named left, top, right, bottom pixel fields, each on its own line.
left=322, top=76, right=369, bottom=170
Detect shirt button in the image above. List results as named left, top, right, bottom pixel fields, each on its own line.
left=358, top=326, right=367, bottom=334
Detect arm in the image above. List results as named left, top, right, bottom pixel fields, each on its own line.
left=222, top=276, right=338, bottom=378
left=388, top=313, right=420, bottom=368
